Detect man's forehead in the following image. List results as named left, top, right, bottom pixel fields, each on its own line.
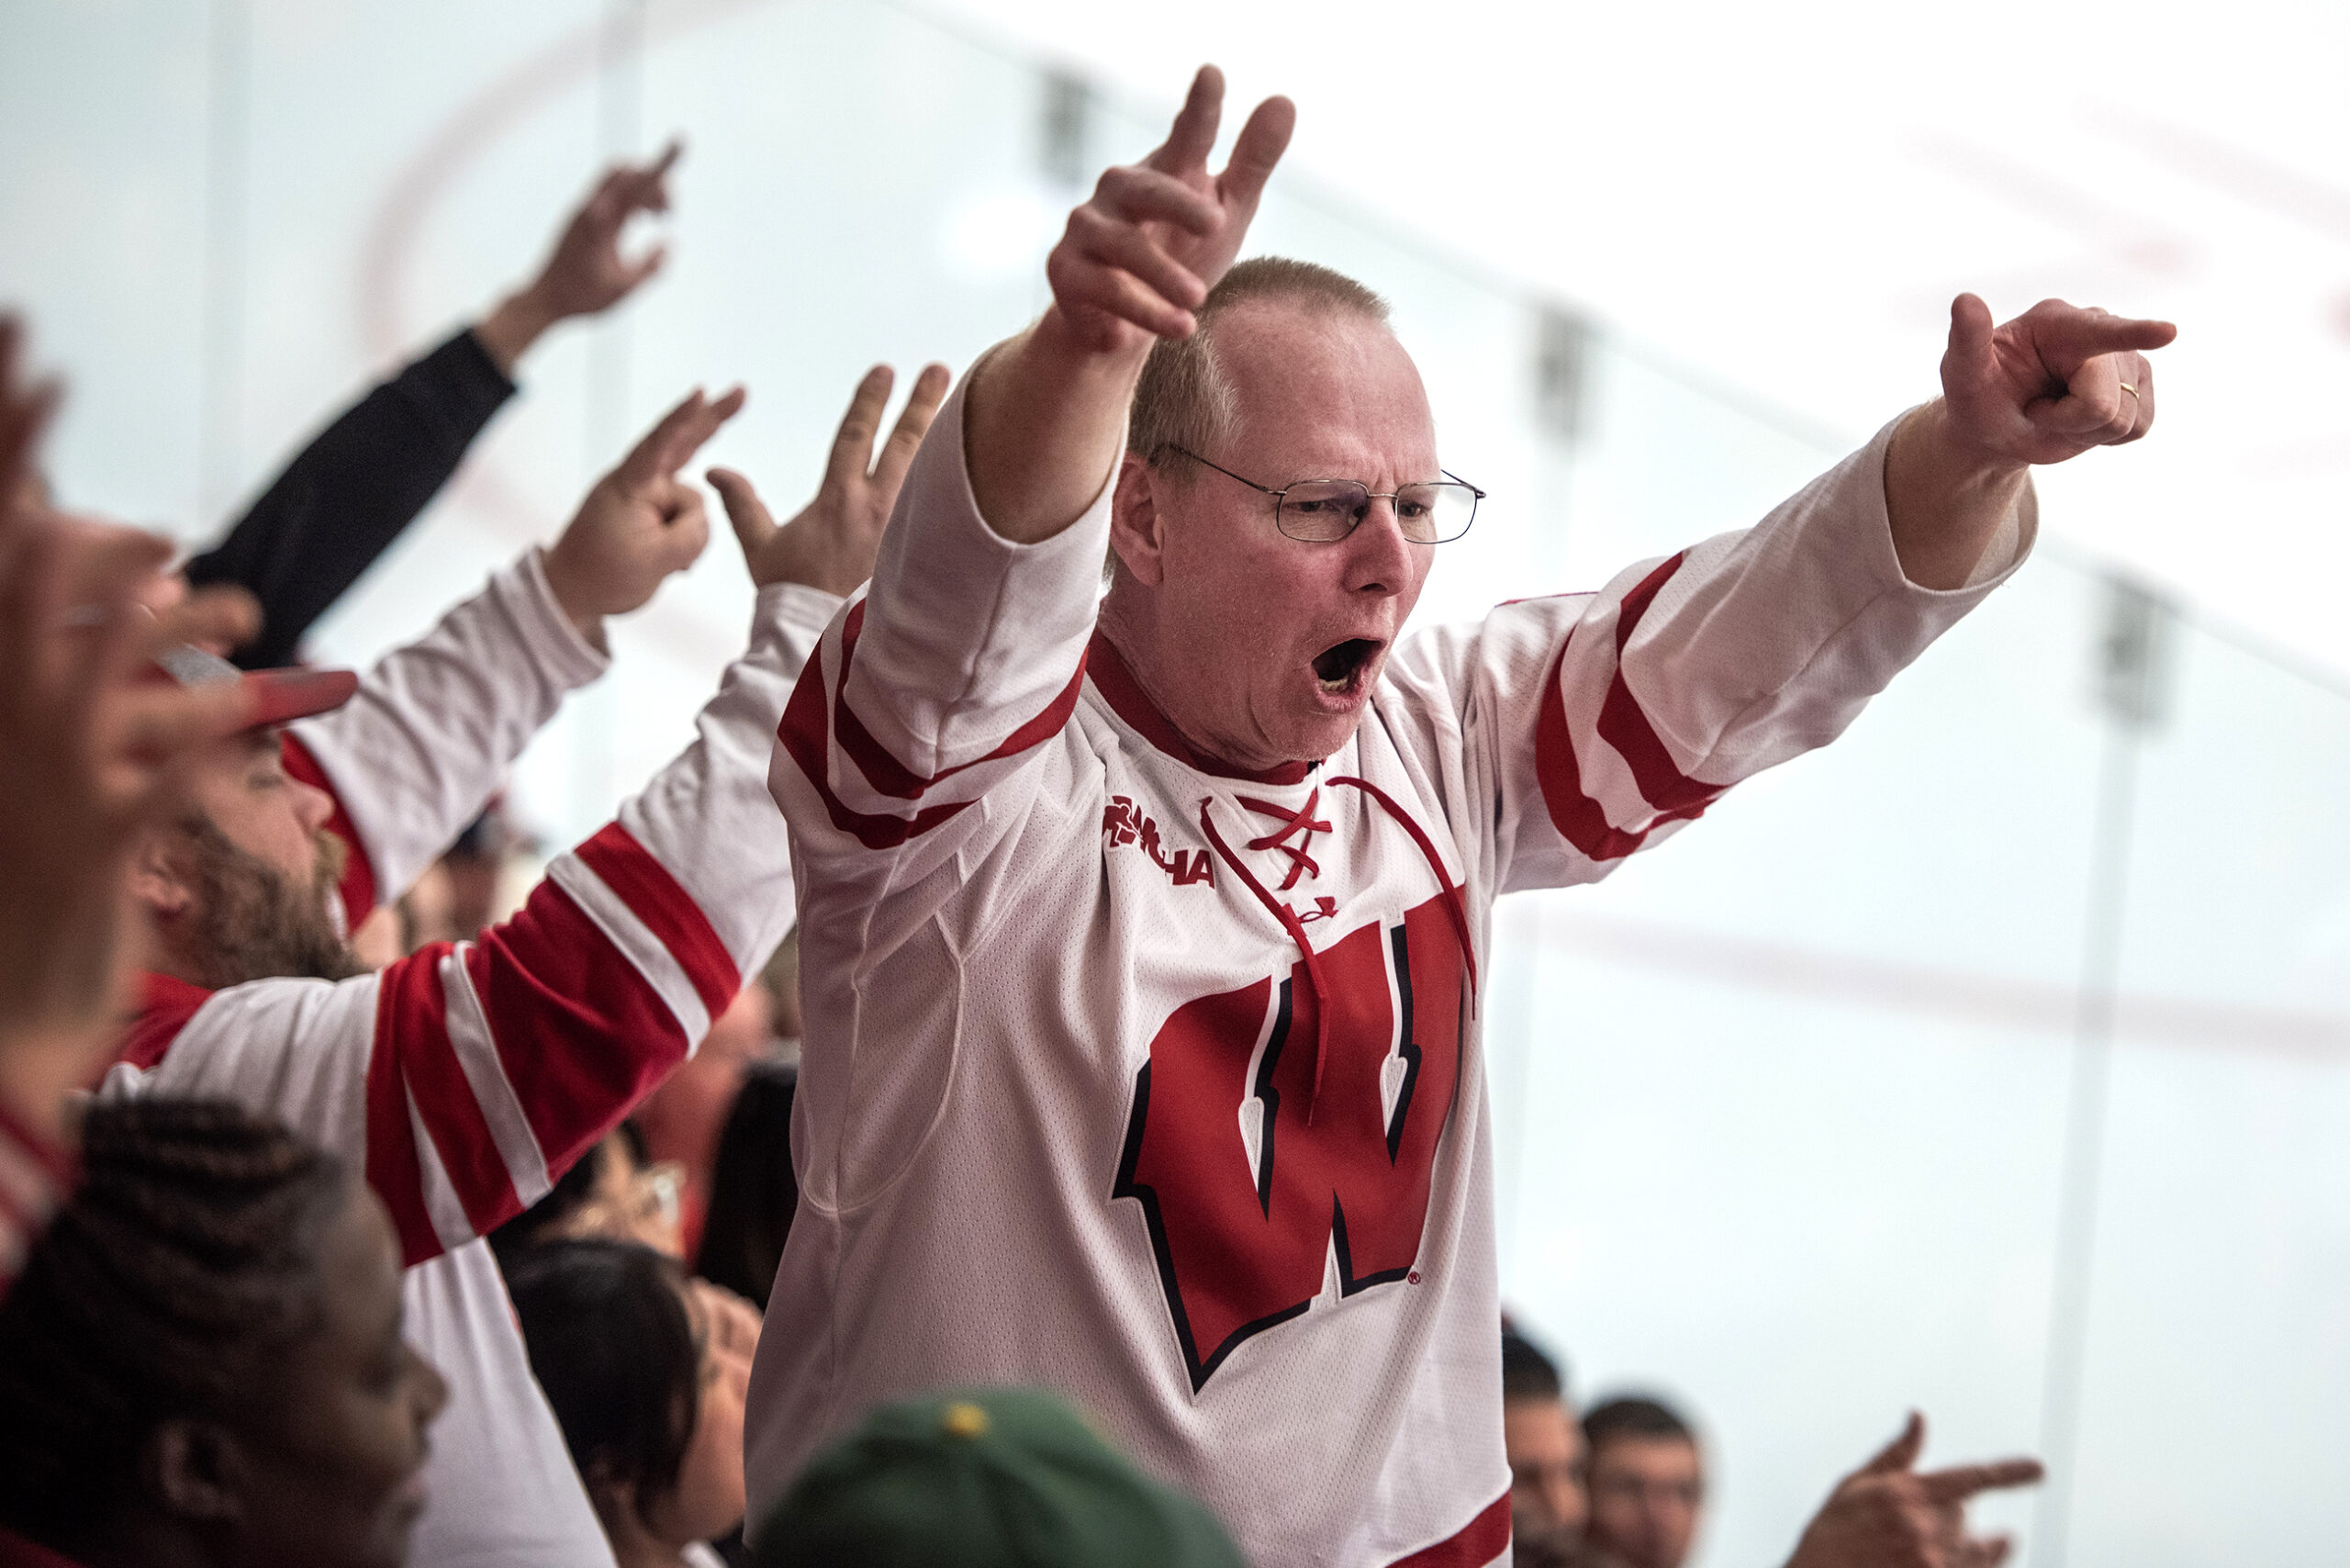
left=1593, top=1433, right=1703, bottom=1470
left=1212, top=302, right=1436, bottom=471
left=194, top=722, right=284, bottom=778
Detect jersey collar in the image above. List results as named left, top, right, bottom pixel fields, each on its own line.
left=1084, top=631, right=1316, bottom=788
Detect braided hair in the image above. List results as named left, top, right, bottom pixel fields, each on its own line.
left=0, top=1097, right=350, bottom=1550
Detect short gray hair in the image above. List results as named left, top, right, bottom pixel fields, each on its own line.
left=1128, top=256, right=1391, bottom=468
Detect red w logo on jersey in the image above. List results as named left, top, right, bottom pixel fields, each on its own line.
left=1113, top=894, right=1468, bottom=1391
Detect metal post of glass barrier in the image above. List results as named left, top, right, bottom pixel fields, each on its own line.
left=2032, top=574, right=2173, bottom=1568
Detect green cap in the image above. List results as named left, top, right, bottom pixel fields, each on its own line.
left=751, top=1386, right=1248, bottom=1568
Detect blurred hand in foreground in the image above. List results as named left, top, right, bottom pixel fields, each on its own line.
left=0, top=317, right=288, bottom=1136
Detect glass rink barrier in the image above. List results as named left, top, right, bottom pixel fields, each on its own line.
left=6, top=3, right=2347, bottom=1564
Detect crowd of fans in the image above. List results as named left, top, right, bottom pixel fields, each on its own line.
left=0, top=56, right=2167, bottom=1568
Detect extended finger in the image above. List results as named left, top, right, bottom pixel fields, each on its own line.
left=618, top=389, right=709, bottom=485
left=1916, top=1458, right=2045, bottom=1505
left=2037, top=308, right=2177, bottom=375
left=1147, top=65, right=1225, bottom=175
left=638, top=385, right=748, bottom=480
left=872, top=363, right=952, bottom=495
left=1856, top=1412, right=1927, bottom=1478
left=1071, top=208, right=1208, bottom=311
left=1947, top=294, right=1998, bottom=374
left=1095, top=165, right=1220, bottom=235
left=707, top=467, right=777, bottom=559
left=634, top=138, right=684, bottom=207
left=1218, top=95, right=1297, bottom=212
left=824, top=365, right=896, bottom=492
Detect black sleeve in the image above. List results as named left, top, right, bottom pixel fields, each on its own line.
left=185, top=329, right=518, bottom=669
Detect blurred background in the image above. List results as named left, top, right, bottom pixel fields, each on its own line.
left=4, top=2, right=2346, bottom=1564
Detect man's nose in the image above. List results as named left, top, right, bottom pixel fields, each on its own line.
left=295, top=779, right=336, bottom=833
left=1340, top=498, right=1416, bottom=596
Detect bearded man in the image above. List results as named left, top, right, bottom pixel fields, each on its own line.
left=742, top=67, right=2169, bottom=1568
left=106, top=365, right=945, bottom=1568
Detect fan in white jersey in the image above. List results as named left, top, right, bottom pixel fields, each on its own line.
left=738, top=67, right=2173, bottom=1568
left=98, top=364, right=947, bottom=1568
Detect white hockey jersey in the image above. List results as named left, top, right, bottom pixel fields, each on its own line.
left=745, top=376, right=2031, bottom=1567
left=104, top=552, right=833, bottom=1568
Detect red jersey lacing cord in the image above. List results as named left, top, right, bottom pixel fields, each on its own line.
left=1198, top=800, right=1340, bottom=1124
left=1236, top=787, right=1330, bottom=890
left=1198, top=779, right=1480, bottom=1125
left=1326, top=776, right=1481, bottom=1002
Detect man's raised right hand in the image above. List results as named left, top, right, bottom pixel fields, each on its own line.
left=1043, top=65, right=1295, bottom=359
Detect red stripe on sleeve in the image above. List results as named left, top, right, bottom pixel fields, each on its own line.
left=282, top=731, right=378, bottom=924
left=1386, top=1493, right=1512, bottom=1568
left=118, top=972, right=216, bottom=1071
left=828, top=599, right=1090, bottom=801
left=572, top=823, right=738, bottom=1022
left=1593, top=554, right=1728, bottom=814
left=374, top=946, right=521, bottom=1246
left=778, top=637, right=982, bottom=852
left=464, top=876, right=692, bottom=1193
left=1533, top=635, right=1710, bottom=863
left=365, top=966, right=443, bottom=1268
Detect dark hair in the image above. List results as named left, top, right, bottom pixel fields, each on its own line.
left=1583, top=1395, right=1696, bottom=1453
left=488, top=1122, right=647, bottom=1266
left=504, top=1238, right=700, bottom=1523
left=0, top=1098, right=349, bottom=1548
left=694, top=1060, right=800, bottom=1308
left=1502, top=1327, right=1565, bottom=1403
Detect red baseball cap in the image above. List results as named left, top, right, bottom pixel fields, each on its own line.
left=154, top=643, right=359, bottom=728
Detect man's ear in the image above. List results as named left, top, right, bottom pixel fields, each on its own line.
left=1108, top=454, right=1167, bottom=588
left=143, top=1417, right=245, bottom=1527
left=128, top=824, right=193, bottom=920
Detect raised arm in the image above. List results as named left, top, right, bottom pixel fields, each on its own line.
left=768, top=71, right=1292, bottom=868
left=1389, top=294, right=2171, bottom=897
left=286, top=386, right=740, bottom=920
left=964, top=67, right=1293, bottom=543
left=1885, top=294, right=2172, bottom=588
left=186, top=144, right=682, bottom=668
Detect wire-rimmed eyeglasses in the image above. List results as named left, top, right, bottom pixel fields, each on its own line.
left=1165, top=446, right=1484, bottom=544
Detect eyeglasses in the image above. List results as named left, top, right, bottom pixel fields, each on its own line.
left=1165, top=446, right=1484, bottom=544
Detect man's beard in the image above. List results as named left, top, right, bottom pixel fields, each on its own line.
left=179, top=815, right=364, bottom=987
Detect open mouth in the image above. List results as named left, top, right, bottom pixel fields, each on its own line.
left=1312, top=637, right=1382, bottom=695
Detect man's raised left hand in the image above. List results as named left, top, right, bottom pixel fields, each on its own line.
left=1940, top=294, right=2175, bottom=471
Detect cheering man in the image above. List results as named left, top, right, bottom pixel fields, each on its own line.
left=743, top=67, right=2169, bottom=1567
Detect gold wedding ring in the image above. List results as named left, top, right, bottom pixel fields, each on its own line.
left=2118, top=381, right=2140, bottom=398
